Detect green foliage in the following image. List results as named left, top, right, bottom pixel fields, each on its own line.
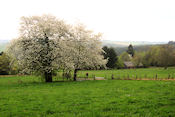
left=158, top=45, right=175, bottom=68
left=0, top=52, right=10, bottom=75
left=0, top=52, right=19, bottom=75
left=115, top=57, right=125, bottom=69
left=132, top=52, right=144, bottom=67
left=62, top=70, right=72, bottom=79
left=0, top=76, right=175, bottom=116
left=127, top=44, right=135, bottom=57
left=142, top=45, right=175, bottom=68
left=102, top=46, right=118, bottom=68
left=119, top=52, right=131, bottom=62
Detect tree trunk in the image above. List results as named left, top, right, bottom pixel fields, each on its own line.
left=73, top=69, right=78, bottom=81
left=45, top=72, right=52, bottom=82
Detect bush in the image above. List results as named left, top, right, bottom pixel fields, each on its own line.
left=0, top=52, right=10, bottom=75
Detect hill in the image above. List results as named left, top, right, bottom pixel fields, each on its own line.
left=102, top=40, right=167, bottom=55
left=0, top=40, right=9, bottom=52
left=114, top=45, right=155, bottom=55
left=102, top=40, right=166, bottom=47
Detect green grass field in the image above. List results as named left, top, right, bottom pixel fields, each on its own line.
left=0, top=74, right=175, bottom=117
left=75, top=67, right=175, bottom=80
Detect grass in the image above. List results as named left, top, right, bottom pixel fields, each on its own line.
left=76, top=67, right=175, bottom=79
left=0, top=75, right=175, bottom=117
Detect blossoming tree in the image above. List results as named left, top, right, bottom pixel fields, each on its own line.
left=8, top=15, right=71, bottom=82
left=63, top=24, right=107, bottom=81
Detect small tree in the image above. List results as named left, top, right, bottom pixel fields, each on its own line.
left=127, top=44, right=135, bottom=57
left=0, top=52, right=10, bottom=75
left=132, top=52, right=144, bottom=67
left=158, top=45, right=175, bottom=69
left=120, top=52, right=131, bottom=62
left=115, top=57, right=124, bottom=69
left=143, top=46, right=160, bottom=67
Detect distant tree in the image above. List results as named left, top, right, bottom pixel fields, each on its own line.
left=116, top=57, right=124, bottom=69
left=132, top=52, right=144, bottom=67
left=144, top=46, right=160, bottom=66
left=127, top=44, right=135, bottom=57
left=158, top=45, right=175, bottom=69
left=102, top=46, right=118, bottom=68
left=141, top=52, right=151, bottom=67
left=142, top=45, right=175, bottom=68
left=119, top=52, right=131, bottom=62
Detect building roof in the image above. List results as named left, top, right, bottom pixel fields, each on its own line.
left=124, top=61, right=134, bottom=67
left=138, top=63, right=143, bottom=67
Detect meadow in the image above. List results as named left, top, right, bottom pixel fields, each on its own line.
left=0, top=69, right=175, bottom=116
left=75, top=67, right=175, bottom=80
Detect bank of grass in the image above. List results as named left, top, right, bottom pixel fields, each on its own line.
left=0, top=75, right=175, bottom=117
left=76, top=67, right=175, bottom=79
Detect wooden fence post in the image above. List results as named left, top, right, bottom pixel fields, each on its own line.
left=139, top=75, right=142, bottom=80
left=111, top=74, right=114, bottom=80
left=93, top=74, right=95, bottom=80
left=172, top=74, right=174, bottom=79
left=168, top=74, right=170, bottom=79
left=155, top=74, right=157, bottom=80
left=127, top=74, right=129, bottom=80
left=145, top=74, right=147, bottom=79
left=123, top=75, right=126, bottom=80
left=118, top=74, right=120, bottom=80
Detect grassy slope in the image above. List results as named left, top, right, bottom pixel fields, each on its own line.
left=76, top=67, right=175, bottom=79
left=0, top=76, right=175, bottom=117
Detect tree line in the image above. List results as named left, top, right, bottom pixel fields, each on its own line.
left=102, top=43, right=175, bottom=69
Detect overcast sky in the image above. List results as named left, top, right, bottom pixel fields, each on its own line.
left=0, top=0, right=175, bottom=42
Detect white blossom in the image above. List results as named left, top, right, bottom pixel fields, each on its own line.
left=62, top=24, right=107, bottom=80
left=7, top=15, right=71, bottom=75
